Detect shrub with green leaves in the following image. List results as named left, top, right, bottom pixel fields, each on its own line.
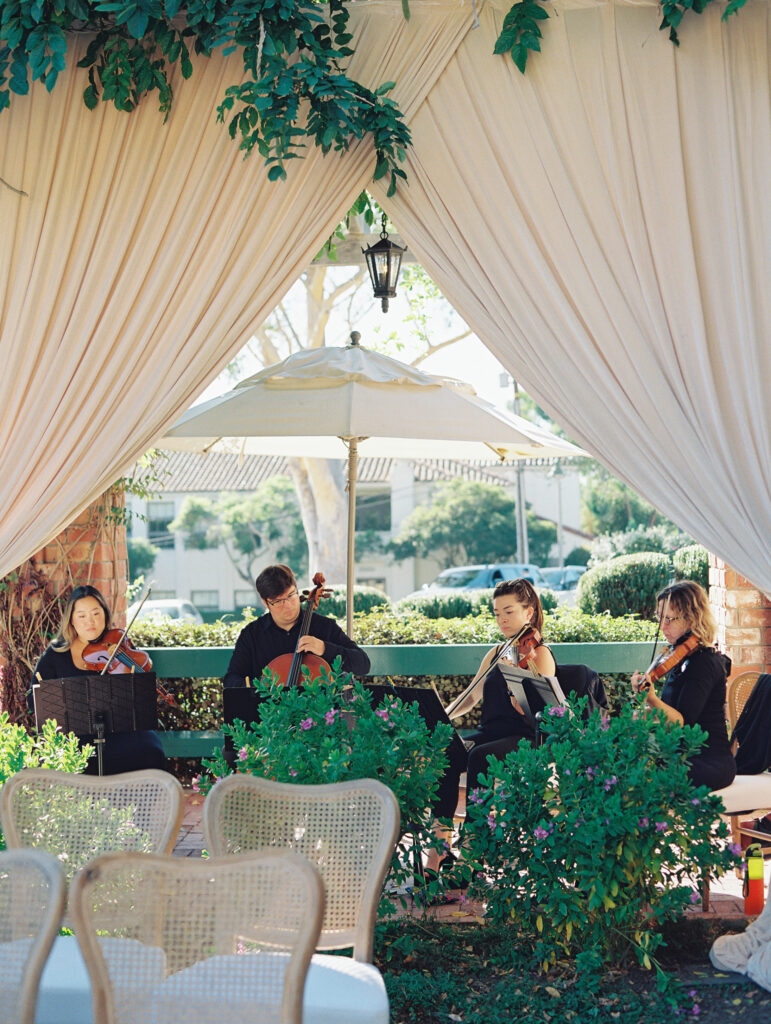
left=463, top=698, right=738, bottom=973
left=394, top=589, right=492, bottom=620
left=588, top=525, right=692, bottom=566
left=0, top=712, right=92, bottom=848
left=199, top=659, right=452, bottom=902
left=316, top=585, right=390, bottom=618
left=577, top=553, right=672, bottom=619
left=673, top=545, right=709, bottom=591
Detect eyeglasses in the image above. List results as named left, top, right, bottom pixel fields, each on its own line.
left=659, top=615, right=682, bottom=626
left=266, top=589, right=299, bottom=608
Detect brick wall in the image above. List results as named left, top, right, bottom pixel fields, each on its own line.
left=31, top=488, right=129, bottom=626
left=709, top=554, right=771, bottom=676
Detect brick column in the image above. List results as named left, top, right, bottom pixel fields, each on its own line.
left=709, top=555, right=771, bottom=676
left=31, top=488, right=129, bottom=625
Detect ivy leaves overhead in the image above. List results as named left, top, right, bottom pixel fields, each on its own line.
left=0, top=0, right=410, bottom=194
left=495, top=0, right=749, bottom=74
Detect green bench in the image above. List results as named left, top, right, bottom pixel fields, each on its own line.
left=151, top=642, right=652, bottom=760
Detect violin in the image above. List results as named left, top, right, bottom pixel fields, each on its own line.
left=636, top=634, right=700, bottom=692
left=265, top=571, right=333, bottom=688
left=445, top=622, right=544, bottom=717
left=83, top=628, right=153, bottom=675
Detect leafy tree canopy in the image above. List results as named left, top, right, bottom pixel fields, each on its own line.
left=580, top=465, right=681, bottom=537
left=169, top=476, right=306, bottom=583
left=0, top=0, right=410, bottom=193
left=388, top=478, right=556, bottom=566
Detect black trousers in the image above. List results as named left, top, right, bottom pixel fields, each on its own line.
left=432, top=727, right=533, bottom=819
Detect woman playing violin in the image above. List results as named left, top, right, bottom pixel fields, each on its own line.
left=426, top=579, right=556, bottom=874
left=30, top=585, right=165, bottom=774
left=223, top=564, right=370, bottom=687
left=632, top=579, right=735, bottom=791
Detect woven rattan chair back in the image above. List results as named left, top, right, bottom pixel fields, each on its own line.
left=203, top=776, right=400, bottom=962
left=70, top=850, right=323, bottom=1024
left=0, top=849, right=66, bottom=1024
left=0, top=769, right=185, bottom=891
left=727, top=671, right=761, bottom=732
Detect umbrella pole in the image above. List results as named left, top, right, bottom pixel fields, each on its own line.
left=346, top=438, right=359, bottom=636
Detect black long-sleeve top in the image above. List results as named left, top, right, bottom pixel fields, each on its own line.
left=223, top=611, right=370, bottom=688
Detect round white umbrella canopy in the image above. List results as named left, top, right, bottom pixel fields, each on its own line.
left=160, top=338, right=585, bottom=631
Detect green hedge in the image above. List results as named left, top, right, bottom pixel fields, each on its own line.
left=672, top=544, right=709, bottom=591
left=576, top=553, right=672, bottom=619
left=394, top=587, right=558, bottom=620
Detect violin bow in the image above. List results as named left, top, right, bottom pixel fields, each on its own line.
left=444, top=625, right=527, bottom=719
left=99, top=585, right=152, bottom=676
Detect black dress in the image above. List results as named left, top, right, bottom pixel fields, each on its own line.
left=31, top=647, right=166, bottom=775
left=660, top=643, right=736, bottom=791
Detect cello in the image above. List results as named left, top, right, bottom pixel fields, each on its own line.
left=266, top=572, right=333, bottom=687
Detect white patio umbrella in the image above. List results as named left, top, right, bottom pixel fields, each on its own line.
left=160, top=335, right=585, bottom=632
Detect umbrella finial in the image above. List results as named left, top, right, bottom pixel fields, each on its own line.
left=349, top=331, right=361, bottom=347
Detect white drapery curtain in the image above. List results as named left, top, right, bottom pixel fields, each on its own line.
left=0, top=1, right=472, bottom=578
left=374, top=0, right=770, bottom=593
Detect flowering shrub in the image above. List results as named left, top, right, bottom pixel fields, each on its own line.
left=199, top=659, right=453, bottom=903
left=0, top=712, right=92, bottom=849
left=463, top=698, right=739, bottom=974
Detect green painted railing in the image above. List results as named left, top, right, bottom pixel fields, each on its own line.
left=150, top=642, right=652, bottom=759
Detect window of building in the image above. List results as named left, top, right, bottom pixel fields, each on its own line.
left=191, top=590, right=220, bottom=612
left=147, top=501, right=176, bottom=549
left=355, top=490, right=391, bottom=532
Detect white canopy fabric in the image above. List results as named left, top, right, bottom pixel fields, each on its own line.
left=372, top=0, right=771, bottom=593
left=0, top=1, right=470, bottom=578
left=0, top=0, right=768, bottom=595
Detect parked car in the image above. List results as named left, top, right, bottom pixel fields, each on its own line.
left=539, top=565, right=587, bottom=591
left=406, top=563, right=548, bottom=600
left=127, top=598, right=204, bottom=624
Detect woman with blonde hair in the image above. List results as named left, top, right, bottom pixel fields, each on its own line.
left=632, top=579, right=735, bottom=790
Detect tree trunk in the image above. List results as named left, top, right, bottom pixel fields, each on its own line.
left=287, top=457, right=347, bottom=583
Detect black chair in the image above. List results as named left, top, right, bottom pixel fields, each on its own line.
left=555, top=663, right=608, bottom=714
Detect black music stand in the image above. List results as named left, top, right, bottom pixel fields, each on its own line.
left=497, top=664, right=567, bottom=744
left=32, top=673, right=158, bottom=776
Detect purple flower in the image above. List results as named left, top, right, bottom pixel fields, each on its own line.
left=548, top=705, right=566, bottom=717
left=300, top=717, right=315, bottom=731
left=691, top=1007, right=700, bottom=1017
left=534, top=825, right=549, bottom=840
left=564, top=768, right=571, bottom=776
left=728, top=842, right=742, bottom=857
left=599, top=712, right=610, bottom=732
left=603, top=775, right=617, bottom=792
left=237, top=747, right=248, bottom=761
left=375, top=709, right=390, bottom=721
left=487, top=813, right=497, bottom=831
left=691, top=797, right=701, bottom=806
left=191, top=774, right=201, bottom=793
left=468, top=788, right=482, bottom=804
left=289, top=769, right=298, bottom=777
left=690, top=891, right=701, bottom=904
left=324, top=709, right=338, bottom=725
left=638, top=817, right=649, bottom=828
left=586, top=767, right=595, bottom=778
left=655, top=821, right=668, bottom=834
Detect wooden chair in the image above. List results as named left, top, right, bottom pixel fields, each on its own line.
left=203, top=776, right=401, bottom=1024
left=68, top=849, right=324, bottom=1024
left=0, top=769, right=185, bottom=893
left=0, top=849, right=66, bottom=1024
left=710, top=672, right=771, bottom=883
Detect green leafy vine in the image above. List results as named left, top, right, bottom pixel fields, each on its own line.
left=0, top=1, right=410, bottom=194
left=495, top=0, right=749, bottom=73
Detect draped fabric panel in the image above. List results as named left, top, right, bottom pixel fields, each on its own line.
left=373, top=0, right=770, bottom=593
left=0, top=1, right=472, bottom=578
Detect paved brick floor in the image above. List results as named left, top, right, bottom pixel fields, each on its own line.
left=172, top=787, right=770, bottom=923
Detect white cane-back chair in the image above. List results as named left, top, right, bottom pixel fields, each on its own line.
left=203, top=776, right=400, bottom=1024
left=0, top=849, right=66, bottom=1024
left=0, top=769, right=185, bottom=890
left=69, top=850, right=324, bottom=1024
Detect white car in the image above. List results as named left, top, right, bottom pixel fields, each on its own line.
left=127, top=598, right=204, bottom=624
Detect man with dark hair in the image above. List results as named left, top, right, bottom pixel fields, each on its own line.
left=223, top=564, right=370, bottom=687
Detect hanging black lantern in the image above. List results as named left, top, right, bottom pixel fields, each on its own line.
left=362, top=213, right=406, bottom=312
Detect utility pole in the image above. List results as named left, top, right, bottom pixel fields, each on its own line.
left=500, top=373, right=529, bottom=564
